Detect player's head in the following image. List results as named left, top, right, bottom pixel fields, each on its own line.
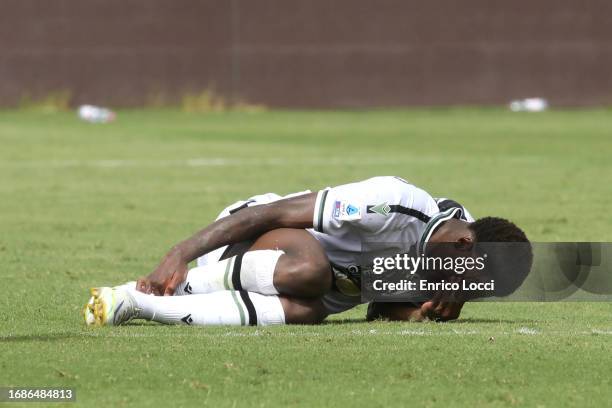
left=428, top=216, right=532, bottom=297
left=469, top=216, right=529, bottom=244
left=468, top=216, right=533, bottom=296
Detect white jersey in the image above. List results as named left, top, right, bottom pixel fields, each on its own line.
left=202, top=176, right=474, bottom=314
left=309, top=176, right=474, bottom=268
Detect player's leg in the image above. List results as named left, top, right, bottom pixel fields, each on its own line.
left=87, top=286, right=327, bottom=326
left=175, top=228, right=332, bottom=298
left=248, top=228, right=333, bottom=297
left=84, top=226, right=328, bottom=325
left=279, top=296, right=328, bottom=324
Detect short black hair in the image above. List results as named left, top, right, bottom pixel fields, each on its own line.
left=469, top=217, right=533, bottom=296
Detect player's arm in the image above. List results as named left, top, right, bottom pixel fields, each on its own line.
left=366, top=302, right=425, bottom=321
left=138, top=192, right=317, bottom=295
left=366, top=298, right=464, bottom=322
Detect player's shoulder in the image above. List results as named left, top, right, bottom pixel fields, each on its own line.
left=359, top=175, right=412, bottom=186
left=324, top=176, right=437, bottom=214
left=355, top=176, right=427, bottom=192
left=351, top=176, right=438, bottom=218
left=360, top=176, right=434, bottom=200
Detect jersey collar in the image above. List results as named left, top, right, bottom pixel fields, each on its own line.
left=417, top=207, right=464, bottom=255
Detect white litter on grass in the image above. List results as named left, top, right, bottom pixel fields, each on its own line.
left=509, top=98, right=549, bottom=112
left=77, top=105, right=116, bottom=123
left=517, top=327, right=539, bottom=335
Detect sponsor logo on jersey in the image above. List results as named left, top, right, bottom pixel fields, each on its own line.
left=333, top=200, right=362, bottom=221
left=346, top=204, right=359, bottom=216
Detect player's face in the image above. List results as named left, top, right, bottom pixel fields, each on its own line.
left=428, top=220, right=474, bottom=247
left=426, top=241, right=472, bottom=261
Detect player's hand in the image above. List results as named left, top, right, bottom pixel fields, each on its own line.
left=137, top=249, right=189, bottom=296
left=420, top=276, right=465, bottom=321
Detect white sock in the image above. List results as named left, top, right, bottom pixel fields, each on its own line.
left=129, top=289, right=285, bottom=326
left=174, top=250, right=283, bottom=296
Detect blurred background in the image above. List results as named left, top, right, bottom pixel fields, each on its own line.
left=2, top=0, right=612, bottom=109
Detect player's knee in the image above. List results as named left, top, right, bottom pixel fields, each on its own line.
left=285, top=258, right=332, bottom=297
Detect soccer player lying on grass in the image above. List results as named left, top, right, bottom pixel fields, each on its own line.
left=84, top=176, right=532, bottom=327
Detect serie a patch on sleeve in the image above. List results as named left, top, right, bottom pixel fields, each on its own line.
left=332, top=200, right=362, bottom=221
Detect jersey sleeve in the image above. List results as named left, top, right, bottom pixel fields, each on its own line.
left=312, top=176, right=439, bottom=236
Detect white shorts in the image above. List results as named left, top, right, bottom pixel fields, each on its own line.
left=198, top=193, right=363, bottom=315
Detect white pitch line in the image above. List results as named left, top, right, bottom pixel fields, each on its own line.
left=3, top=328, right=611, bottom=342
left=516, top=327, right=540, bottom=335
left=0, top=157, right=398, bottom=169
left=0, top=156, right=543, bottom=169
left=63, top=327, right=612, bottom=340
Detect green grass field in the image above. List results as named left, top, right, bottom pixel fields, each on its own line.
left=1, top=109, right=611, bottom=407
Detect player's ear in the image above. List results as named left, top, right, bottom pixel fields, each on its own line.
left=454, top=235, right=474, bottom=251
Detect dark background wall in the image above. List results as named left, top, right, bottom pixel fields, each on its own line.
left=2, top=0, right=611, bottom=108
